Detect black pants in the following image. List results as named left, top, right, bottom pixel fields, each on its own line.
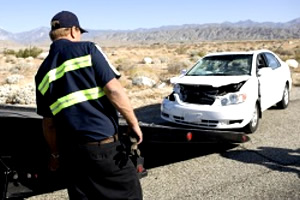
left=61, top=140, right=143, bottom=200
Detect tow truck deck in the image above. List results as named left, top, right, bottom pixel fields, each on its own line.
left=0, top=104, right=249, bottom=199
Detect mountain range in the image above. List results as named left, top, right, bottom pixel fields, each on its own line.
left=1, top=18, right=300, bottom=45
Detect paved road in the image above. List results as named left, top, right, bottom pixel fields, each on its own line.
left=139, top=87, right=300, bottom=200
left=27, top=87, right=300, bottom=200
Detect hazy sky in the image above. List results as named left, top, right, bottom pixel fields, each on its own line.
left=0, top=0, right=299, bottom=33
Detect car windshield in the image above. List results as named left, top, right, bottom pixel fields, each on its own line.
left=186, top=55, right=253, bottom=76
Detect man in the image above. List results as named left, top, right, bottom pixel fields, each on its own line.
left=35, top=11, right=143, bottom=199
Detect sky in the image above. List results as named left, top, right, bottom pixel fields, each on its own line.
left=0, top=0, right=299, bottom=33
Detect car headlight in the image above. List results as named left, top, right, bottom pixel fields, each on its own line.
left=220, top=93, right=247, bottom=106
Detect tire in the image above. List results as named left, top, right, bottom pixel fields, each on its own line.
left=243, top=103, right=259, bottom=134
left=277, top=84, right=289, bottom=109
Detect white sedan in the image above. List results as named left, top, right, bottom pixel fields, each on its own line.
left=161, top=50, right=292, bottom=133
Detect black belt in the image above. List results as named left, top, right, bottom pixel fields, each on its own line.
left=85, top=134, right=119, bottom=146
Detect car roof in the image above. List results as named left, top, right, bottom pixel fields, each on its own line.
left=205, top=49, right=273, bottom=57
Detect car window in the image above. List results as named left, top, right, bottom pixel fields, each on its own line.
left=264, top=53, right=281, bottom=69
left=257, top=54, right=267, bottom=67
left=186, top=55, right=252, bottom=76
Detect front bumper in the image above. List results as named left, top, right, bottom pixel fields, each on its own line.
left=161, top=97, right=255, bottom=130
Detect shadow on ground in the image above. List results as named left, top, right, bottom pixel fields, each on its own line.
left=134, top=103, right=244, bottom=169
left=139, top=142, right=238, bottom=169
left=134, top=103, right=164, bottom=125
left=221, top=147, right=300, bottom=178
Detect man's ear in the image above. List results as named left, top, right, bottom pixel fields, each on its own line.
left=70, top=26, right=76, bottom=39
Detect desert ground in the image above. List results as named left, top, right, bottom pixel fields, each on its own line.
left=0, top=39, right=299, bottom=108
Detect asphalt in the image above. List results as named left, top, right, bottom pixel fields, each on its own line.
left=25, top=87, right=300, bottom=200
left=139, top=87, right=300, bottom=200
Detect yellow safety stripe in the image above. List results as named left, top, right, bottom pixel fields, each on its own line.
left=50, top=87, right=105, bottom=116
left=38, top=55, right=92, bottom=95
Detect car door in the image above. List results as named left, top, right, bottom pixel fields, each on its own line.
left=257, top=53, right=275, bottom=111
left=258, top=52, right=285, bottom=111
left=264, top=52, right=286, bottom=103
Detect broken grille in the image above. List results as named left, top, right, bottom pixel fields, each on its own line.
left=178, top=82, right=245, bottom=105
left=179, top=84, right=217, bottom=105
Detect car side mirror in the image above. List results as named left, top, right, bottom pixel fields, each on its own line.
left=180, top=69, right=187, bottom=75
left=257, top=64, right=266, bottom=69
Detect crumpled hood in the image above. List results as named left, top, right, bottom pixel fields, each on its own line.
left=171, top=75, right=250, bottom=87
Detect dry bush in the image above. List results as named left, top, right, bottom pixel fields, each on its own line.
left=5, top=55, right=18, bottom=64
left=158, top=56, right=170, bottom=64
left=127, top=65, right=159, bottom=81
left=151, top=58, right=162, bottom=65
left=6, top=75, right=24, bottom=84
left=113, top=58, right=135, bottom=72
left=118, top=75, right=133, bottom=89
left=294, top=48, right=300, bottom=63
left=9, top=61, right=35, bottom=77
left=4, top=47, right=43, bottom=58
left=167, top=59, right=193, bottom=74
left=128, top=86, right=173, bottom=108
left=3, top=49, right=16, bottom=56
left=274, top=47, right=294, bottom=56
left=190, top=50, right=206, bottom=58
left=175, top=46, right=189, bottom=55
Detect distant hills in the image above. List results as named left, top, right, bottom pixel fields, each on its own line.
left=1, top=18, right=300, bottom=45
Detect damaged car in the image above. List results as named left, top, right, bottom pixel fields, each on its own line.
left=161, top=50, right=292, bottom=133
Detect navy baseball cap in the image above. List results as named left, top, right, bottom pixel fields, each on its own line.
left=51, top=11, right=87, bottom=33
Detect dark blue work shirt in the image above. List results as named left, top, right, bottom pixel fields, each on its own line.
left=35, top=39, right=120, bottom=141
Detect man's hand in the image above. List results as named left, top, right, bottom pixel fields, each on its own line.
left=42, top=118, right=60, bottom=171
left=129, top=124, right=143, bottom=145
left=48, top=155, right=60, bottom=171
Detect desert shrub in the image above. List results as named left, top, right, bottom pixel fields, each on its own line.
left=113, top=58, right=134, bottom=72
left=189, top=50, right=205, bottom=62
left=175, top=46, right=189, bottom=55
left=118, top=76, right=132, bottom=89
left=152, top=58, right=162, bottom=65
left=189, top=56, right=201, bottom=63
left=274, top=47, right=294, bottom=57
left=9, top=61, right=34, bottom=74
left=189, top=50, right=206, bottom=58
left=15, top=47, right=43, bottom=58
left=3, top=48, right=16, bottom=56
left=6, top=75, right=24, bottom=84
left=127, top=65, right=158, bottom=81
left=167, top=59, right=193, bottom=74
left=159, top=56, right=169, bottom=64
left=295, top=49, right=300, bottom=63
left=5, top=55, right=18, bottom=64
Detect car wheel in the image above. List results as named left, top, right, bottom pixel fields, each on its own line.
left=243, top=103, right=259, bottom=134
left=277, top=84, right=289, bottom=109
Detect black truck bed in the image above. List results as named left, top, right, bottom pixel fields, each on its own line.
left=0, top=104, right=250, bottom=144
left=0, top=104, right=249, bottom=199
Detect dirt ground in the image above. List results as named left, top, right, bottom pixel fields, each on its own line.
left=0, top=39, right=299, bottom=108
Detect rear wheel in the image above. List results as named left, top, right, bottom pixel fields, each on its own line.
left=243, top=103, right=259, bottom=134
left=277, top=84, right=289, bottom=109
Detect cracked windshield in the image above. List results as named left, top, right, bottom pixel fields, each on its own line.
left=187, top=55, right=252, bottom=76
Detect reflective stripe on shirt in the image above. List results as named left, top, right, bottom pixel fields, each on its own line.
left=38, top=55, right=92, bottom=95
left=95, top=45, right=121, bottom=78
left=50, top=86, right=105, bottom=115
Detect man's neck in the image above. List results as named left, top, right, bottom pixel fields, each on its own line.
left=54, top=35, right=78, bottom=42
